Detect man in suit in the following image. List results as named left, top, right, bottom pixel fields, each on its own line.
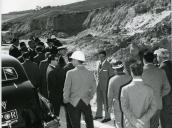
left=63, top=51, right=96, bottom=128
left=9, top=38, right=21, bottom=58
left=64, top=51, right=75, bottom=73
left=142, top=51, right=171, bottom=128
left=108, top=60, right=132, bottom=128
left=47, top=54, right=66, bottom=118
left=121, top=62, right=157, bottom=128
left=58, top=46, right=67, bottom=68
left=22, top=52, right=41, bottom=90
left=154, top=48, right=172, bottom=128
left=94, top=50, right=114, bottom=123
left=39, top=52, right=51, bottom=98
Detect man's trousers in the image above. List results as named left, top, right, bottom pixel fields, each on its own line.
left=95, top=86, right=110, bottom=119
left=67, top=100, right=94, bottom=128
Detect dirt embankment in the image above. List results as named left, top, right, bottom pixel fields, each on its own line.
left=2, top=0, right=172, bottom=64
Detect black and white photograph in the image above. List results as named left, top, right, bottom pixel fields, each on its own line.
left=1, top=0, right=172, bottom=128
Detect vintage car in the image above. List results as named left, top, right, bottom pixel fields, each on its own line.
left=1, top=54, right=56, bottom=128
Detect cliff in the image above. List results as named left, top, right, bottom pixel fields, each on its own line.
left=2, top=0, right=172, bottom=62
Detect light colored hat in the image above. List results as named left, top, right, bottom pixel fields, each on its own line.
left=70, top=51, right=85, bottom=61
left=57, top=45, right=67, bottom=50
left=111, top=60, right=124, bottom=69
left=51, top=35, right=56, bottom=39
left=154, top=48, right=169, bottom=58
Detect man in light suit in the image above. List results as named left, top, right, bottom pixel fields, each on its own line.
left=121, top=62, right=157, bottom=128
left=94, top=50, right=114, bottom=123
left=142, top=51, right=171, bottom=128
left=63, top=51, right=96, bottom=128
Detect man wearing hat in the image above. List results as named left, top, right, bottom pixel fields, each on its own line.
left=94, top=50, right=114, bottom=123
left=63, top=51, right=96, bottom=128
left=33, top=46, right=45, bottom=66
left=9, top=38, right=21, bottom=58
left=46, top=53, right=65, bottom=121
left=154, top=48, right=172, bottom=128
left=58, top=45, right=67, bottom=67
left=108, top=60, right=132, bottom=128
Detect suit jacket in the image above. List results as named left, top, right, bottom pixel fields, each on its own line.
left=142, top=64, right=171, bottom=110
left=39, top=59, right=49, bottom=98
left=9, top=44, right=21, bottom=58
left=97, top=60, right=114, bottom=90
left=159, top=60, right=172, bottom=110
left=63, top=66, right=96, bottom=107
left=63, top=62, right=75, bottom=74
left=121, top=79, right=157, bottom=128
left=33, top=53, right=45, bottom=66
left=22, top=60, right=41, bottom=90
left=47, top=65, right=66, bottom=100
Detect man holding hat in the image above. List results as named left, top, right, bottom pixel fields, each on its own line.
left=154, top=48, right=172, bottom=128
left=108, top=60, right=132, bottom=128
left=63, top=51, right=96, bottom=128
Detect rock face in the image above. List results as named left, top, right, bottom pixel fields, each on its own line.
left=30, top=11, right=89, bottom=35
left=2, top=0, right=172, bottom=61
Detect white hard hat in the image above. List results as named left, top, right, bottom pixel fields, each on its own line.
left=70, top=51, right=85, bottom=61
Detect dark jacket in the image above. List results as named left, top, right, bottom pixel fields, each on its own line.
left=47, top=65, right=66, bottom=99
left=28, top=48, right=37, bottom=61
left=63, top=62, right=75, bottom=74
left=160, top=60, right=172, bottom=106
left=39, top=59, right=49, bottom=98
left=33, top=53, right=45, bottom=66
left=22, top=59, right=41, bottom=90
left=9, top=45, right=21, bottom=58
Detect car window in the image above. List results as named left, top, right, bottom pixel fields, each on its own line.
left=2, top=67, right=18, bottom=81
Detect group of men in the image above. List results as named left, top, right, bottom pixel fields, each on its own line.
left=8, top=36, right=172, bottom=128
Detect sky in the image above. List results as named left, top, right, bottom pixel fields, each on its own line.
left=1, top=0, right=85, bottom=14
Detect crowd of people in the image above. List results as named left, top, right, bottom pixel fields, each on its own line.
left=8, top=36, right=172, bottom=128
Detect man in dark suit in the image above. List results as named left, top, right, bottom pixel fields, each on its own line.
left=9, top=38, right=21, bottom=58
left=58, top=46, right=67, bottom=68
left=22, top=52, right=41, bottom=90
left=47, top=54, right=66, bottom=117
left=39, top=52, right=51, bottom=98
left=155, top=48, right=172, bottom=128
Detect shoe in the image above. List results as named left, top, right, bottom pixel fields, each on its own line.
left=93, top=116, right=103, bottom=120
left=101, top=118, right=111, bottom=123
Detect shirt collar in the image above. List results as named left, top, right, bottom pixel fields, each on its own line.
left=132, top=78, right=143, bottom=82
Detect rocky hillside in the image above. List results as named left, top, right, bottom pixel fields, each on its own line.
left=2, top=0, right=172, bottom=65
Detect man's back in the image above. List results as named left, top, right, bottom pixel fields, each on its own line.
left=63, top=66, right=96, bottom=107
left=121, top=80, right=156, bottom=128
left=142, top=64, right=171, bottom=109
left=22, top=60, right=41, bottom=89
